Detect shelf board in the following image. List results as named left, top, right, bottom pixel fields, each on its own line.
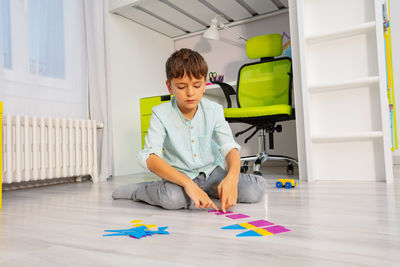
left=311, top=131, right=383, bottom=143
left=308, top=76, right=379, bottom=94
left=305, top=21, right=376, bottom=45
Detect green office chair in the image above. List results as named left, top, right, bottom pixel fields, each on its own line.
left=214, top=34, right=298, bottom=175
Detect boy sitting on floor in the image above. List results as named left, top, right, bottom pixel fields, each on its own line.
left=112, top=48, right=266, bottom=212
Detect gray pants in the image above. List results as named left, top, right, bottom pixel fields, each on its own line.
left=112, top=166, right=266, bottom=210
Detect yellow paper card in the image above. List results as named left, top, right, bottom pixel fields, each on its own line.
left=253, top=228, right=273, bottom=236
left=130, top=220, right=143, bottom=223
left=238, top=223, right=256, bottom=229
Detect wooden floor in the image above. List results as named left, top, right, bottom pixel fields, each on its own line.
left=1, top=167, right=400, bottom=266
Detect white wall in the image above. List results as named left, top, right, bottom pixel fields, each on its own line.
left=174, top=13, right=298, bottom=162
left=107, top=14, right=174, bottom=176
left=389, top=1, right=400, bottom=160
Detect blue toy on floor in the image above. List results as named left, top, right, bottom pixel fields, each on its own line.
left=104, top=222, right=169, bottom=239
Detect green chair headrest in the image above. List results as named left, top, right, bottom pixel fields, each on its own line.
left=246, top=34, right=282, bottom=59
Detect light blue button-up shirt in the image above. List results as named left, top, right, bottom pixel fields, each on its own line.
left=138, top=97, right=240, bottom=179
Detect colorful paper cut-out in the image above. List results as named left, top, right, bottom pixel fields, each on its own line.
left=221, top=223, right=258, bottom=230
left=235, top=225, right=290, bottom=237
left=208, top=209, right=291, bottom=237
left=221, top=224, right=247, bottom=230
left=248, top=220, right=274, bottom=227
left=222, top=220, right=274, bottom=230
left=104, top=222, right=169, bottom=239
left=236, top=228, right=273, bottom=237
left=236, top=230, right=263, bottom=237
left=238, top=223, right=257, bottom=229
left=222, top=222, right=270, bottom=230
left=253, top=228, right=273, bottom=236
left=263, top=225, right=291, bottom=234
left=144, top=224, right=157, bottom=228
left=226, top=213, right=250, bottom=219
left=132, top=223, right=157, bottom=228
left=208, top=210, right=234, bottom=215
left=215, top=211, right=233, bottom=215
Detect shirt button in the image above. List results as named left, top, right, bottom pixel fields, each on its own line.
left=193, top=153, right=197, bottom=158
left=149, top=146, right=152, bottom=149
left=196, top=168, right=199, bottom=172
left=190, top=126, right=194, bottom=129
left=192, top=140, right=195, bottom=143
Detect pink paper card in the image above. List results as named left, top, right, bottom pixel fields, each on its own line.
left=215, top=211, right=233, bottom=215
left=248, top=220, right=274, bottom=227
left=263, top=225, right=291, bottom=234
left=226, top=214, right=250, bottom=219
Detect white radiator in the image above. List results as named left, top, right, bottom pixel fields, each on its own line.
left=2, top=115, right=99, bottom=184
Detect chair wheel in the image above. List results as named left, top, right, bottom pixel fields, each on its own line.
left=240, top=166, right=248, bottom=173
left=287, top=162, right=294, bottom=175
left=253, top=171, right=262, bottom=176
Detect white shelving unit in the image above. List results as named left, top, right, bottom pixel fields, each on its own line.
left=305, top=21, right=376, bottom=45
left=290, top=0, right=393, bottom=182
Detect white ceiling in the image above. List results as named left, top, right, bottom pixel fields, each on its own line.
left=110, top=0, right=288, bottom=38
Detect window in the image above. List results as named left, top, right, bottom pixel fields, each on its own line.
left=28, top=0, right=65, bottom=79
left=0, top=0, right=88, bottom=119
left=1, top=0, right=12, bottom=69
left=2, top=0, right=76, bottom=88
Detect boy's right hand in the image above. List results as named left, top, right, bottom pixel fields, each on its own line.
left=183, top=180, right=218, bottom=210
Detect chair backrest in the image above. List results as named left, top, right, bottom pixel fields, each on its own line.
left=236, top=34, right=292, bottom=108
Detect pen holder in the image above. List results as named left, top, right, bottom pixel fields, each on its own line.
left=209, top=72, right=224, bottom=83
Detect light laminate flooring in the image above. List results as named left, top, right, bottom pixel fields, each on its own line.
left=1, top=167, right=400, bottom=267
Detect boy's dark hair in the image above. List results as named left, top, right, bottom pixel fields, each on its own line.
left=165, top=48, right=208, bottom=82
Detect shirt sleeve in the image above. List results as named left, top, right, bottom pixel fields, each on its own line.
left=213, top=105, right=241, bottom=158
left=137, top=111, right=166, bottom=171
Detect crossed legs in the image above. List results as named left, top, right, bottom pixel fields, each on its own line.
left=112, top=166, right=266, bottom=210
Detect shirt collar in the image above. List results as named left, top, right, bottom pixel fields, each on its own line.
left=172, top=96, right=202, bottom=124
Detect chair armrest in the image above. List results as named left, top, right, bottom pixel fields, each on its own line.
left=211, top=81, right=236, bottom=108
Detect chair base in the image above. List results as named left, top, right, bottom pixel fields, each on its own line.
left=240, top=152, right=298, bottom=176
left=235, top=128, right=298, bottom=176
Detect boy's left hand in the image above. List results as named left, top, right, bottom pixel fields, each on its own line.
left=218, top=175, right=238, bottom=212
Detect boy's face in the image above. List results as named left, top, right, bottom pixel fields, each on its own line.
left=166, top=73, right=206, bottom=117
